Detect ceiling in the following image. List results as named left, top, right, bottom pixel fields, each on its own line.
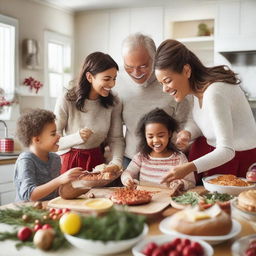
left=36, top=0, right=215, bottom=12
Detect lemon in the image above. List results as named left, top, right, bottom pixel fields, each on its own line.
left=59, top=212, right=82, bottom=235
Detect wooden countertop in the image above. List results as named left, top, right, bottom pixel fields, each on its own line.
left=0, top=200, right=255, bottom=256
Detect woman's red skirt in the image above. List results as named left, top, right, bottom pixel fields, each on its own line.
left=60, top=147, right=105, bottom=174
left=189, top=136, right=256, bottom=184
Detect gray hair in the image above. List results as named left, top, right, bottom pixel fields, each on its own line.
left=121, top=33, right=156, bottom=60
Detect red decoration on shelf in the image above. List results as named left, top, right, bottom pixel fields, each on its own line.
left=23, top=77, right=43, bottom=93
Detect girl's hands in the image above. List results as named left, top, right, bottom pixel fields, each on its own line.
left=176, top=130, right=191, bottom=151
left=59, top=167, right=84, bottom=185
left=79, top=127, right=94, bottom=142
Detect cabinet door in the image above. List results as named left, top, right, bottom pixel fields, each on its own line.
left=108, top=9, right=130, bottom=65
left=215, top=0, right=256, bottom=51
left=130, top=7, right=164, bottom=47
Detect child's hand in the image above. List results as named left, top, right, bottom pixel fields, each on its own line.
left=79, top=127, right=94, bottom=142
left=123, top=177, right=139, bottom=189
left=59, top=167, right=84, bottom=184
left=176, top=130, right=191, bottom=151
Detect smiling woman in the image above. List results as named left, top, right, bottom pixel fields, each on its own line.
left=54, top=51, right=124, bottom=176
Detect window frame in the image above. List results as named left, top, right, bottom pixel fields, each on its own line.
left=0, top=14, right=19, bottom=101
left=44, top=30, right=73, bottom=110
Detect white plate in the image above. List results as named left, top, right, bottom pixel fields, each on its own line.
left=159, top=216, right=241, bottom=245
left=132, top=234, right=214, bottom=256
left=65, top=224, right=148, bottom=255
left=202, top=174, right=255, bottom=196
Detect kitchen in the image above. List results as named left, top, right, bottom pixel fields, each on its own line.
left=0, top=0, right=256, bottom=255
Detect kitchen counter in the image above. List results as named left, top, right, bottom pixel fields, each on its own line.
left=0, top=152, right=20, bottom=165
left=0, top=200, right=255, bottom=256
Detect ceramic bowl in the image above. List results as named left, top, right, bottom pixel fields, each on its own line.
left=231, top=234, right=256, bottom=256
left=202, top=175, right=255, bottom=196
left=132, top=234, right=214, bottom=256
left=65, top=224, right=148, bottom=255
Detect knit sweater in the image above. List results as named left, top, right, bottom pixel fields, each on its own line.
left=115, top=71, right=191, bottom=159
left=185, top=82, right=256, bottom=173
left=122, top=151, right=195, bottom=189
left=54, top=93, right=124, bottom=167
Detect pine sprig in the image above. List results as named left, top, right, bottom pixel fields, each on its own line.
left=0, top=205, right=69, bottom=251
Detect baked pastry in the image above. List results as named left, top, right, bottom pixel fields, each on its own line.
left=59, top=182, right=90, bottom=199
left=168, top=204, right=232, bottom=236
left=237, top=189, right=256, bottom=212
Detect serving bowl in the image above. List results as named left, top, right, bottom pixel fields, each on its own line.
left=231, top=234, right=256, bottom=256
left=65, top=224, right=148, bottom=255
left=202, top=175, right=255, bottom=196
left=132, top=234, right=214, bottom=256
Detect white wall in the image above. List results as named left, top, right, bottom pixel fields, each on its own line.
left=0, top=0, right=74, bottom=147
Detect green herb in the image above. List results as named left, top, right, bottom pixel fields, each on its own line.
left=76, top=208, right=146, bottom=242
left=172, top=192, right=201, bottom=206
left=203, top=192, right=234, bottom=204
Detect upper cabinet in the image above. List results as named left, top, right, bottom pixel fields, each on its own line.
left=215, top=0, right=256, bottom=52
left=169, top=19, right=214, bottom=66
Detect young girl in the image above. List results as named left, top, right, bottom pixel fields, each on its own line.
left=121, top=108, right=195, bottom=194
left=14, top=109, right=84, bottom=202
left=54, top=52, right=124, bottom=175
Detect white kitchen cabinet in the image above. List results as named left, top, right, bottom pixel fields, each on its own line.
left=130, top=7, right=164, bottom=47
left=0, top=164, right=15, bottom=205
left=168, top=19, right=215, bottom=66
left=215, top=0, right=256, bottom=52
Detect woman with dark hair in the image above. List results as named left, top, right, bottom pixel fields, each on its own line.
left=154, top=39, right=256, bottom=184
left=121, top=108, right=195, bottom=193
left=54, top=52, right=124, bottom=174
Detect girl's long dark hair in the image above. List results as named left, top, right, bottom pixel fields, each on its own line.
left=66, top=52, right=119, bottom=111
left=137, top=108, right=179, bottom=158
left=155, top=39, right=240, bottom=92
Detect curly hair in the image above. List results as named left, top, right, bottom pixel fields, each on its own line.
left=16, top=108, right=56, bottom=147
left=136, top=108, right=179, bottom=157
left=66, top=51, right=119, bottom=111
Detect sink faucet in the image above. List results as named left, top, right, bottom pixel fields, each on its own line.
left=0, top=120, right=8, bottom=137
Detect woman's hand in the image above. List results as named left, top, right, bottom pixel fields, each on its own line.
left=58, top=167, right=84, bottom=185
left=161, top=162, right=196, bottom=184
left=79, top=127, right=94, bottom=142
left=176, top=130, right=191, bottom=151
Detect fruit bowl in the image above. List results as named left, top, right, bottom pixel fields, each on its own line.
left=65, top=224, right=148, bottom=255
left=231, top=234, right=256, bottom=256
left=132, top=234, right=213, bottom=256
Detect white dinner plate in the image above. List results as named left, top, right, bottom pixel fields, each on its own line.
left=159, top=216, right=241, bottom=245
left=132, top=234, right=214, bottom=256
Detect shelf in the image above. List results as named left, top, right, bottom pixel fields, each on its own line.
left=176, top=36, right=214, bottom=43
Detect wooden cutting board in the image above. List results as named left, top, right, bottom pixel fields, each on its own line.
left=48, top=186, right=172, bottom=215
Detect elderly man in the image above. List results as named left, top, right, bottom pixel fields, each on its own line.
left=115, top=33, right=191, bottom=168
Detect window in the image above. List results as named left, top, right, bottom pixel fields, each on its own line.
left=0, top=14, right=18, bottom=100
left=44, top=31, right=73, bottom=110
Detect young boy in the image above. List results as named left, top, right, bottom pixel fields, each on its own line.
left=14, top=108, right=84, bottom=201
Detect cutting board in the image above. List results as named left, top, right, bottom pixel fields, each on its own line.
left=48, top=186, right=172, bottom=215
